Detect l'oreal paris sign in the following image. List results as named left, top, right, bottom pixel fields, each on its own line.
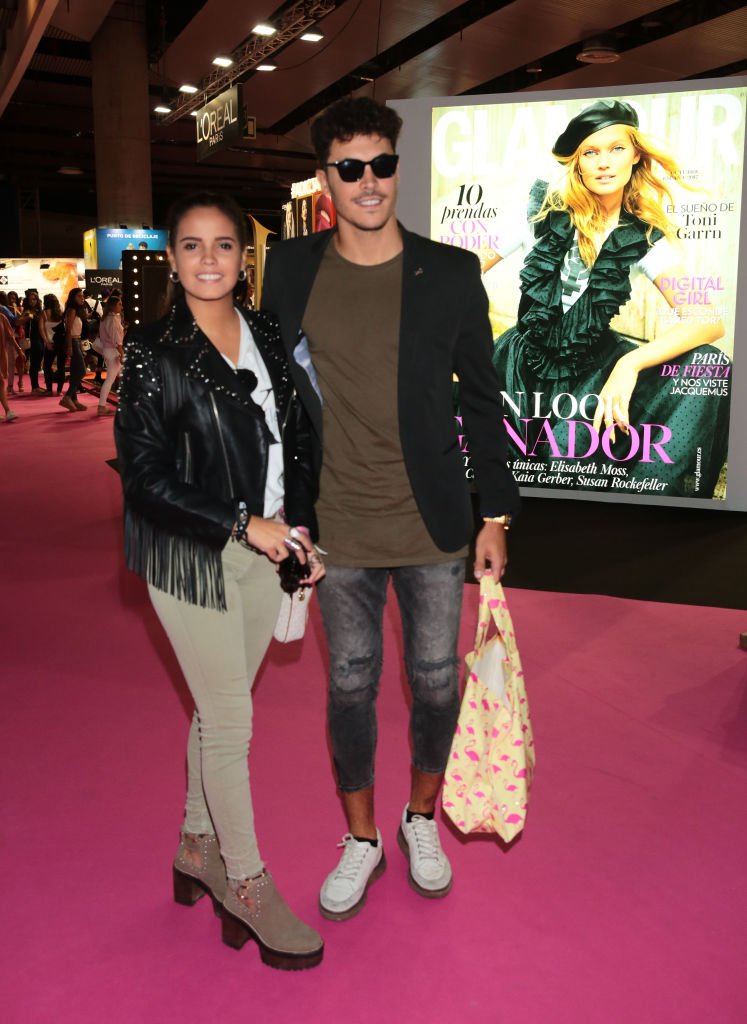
left=195, top=85, right=243, bottom=160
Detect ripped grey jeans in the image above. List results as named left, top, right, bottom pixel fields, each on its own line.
left=317, top=559, right=465, bottom=792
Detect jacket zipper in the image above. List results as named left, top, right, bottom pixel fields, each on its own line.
left=280, top=388, right=295, bottom=440
left=210, top=392, right=236, bottom=498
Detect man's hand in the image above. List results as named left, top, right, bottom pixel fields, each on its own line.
left=474, top=521, right=508, bottom=580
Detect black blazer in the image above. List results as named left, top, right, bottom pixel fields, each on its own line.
left=115, top=297, right=319, bottom=609
left=262, top=225, right=519, bottom=553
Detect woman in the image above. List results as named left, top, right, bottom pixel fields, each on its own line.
left=20, top=291, right=46, bottom=395
left=57, top=288, right=87, bottom=412
left=41, top=293, right=63, bottom=394
left=115, top=193, right=325, bottom=970
left=0, top=310, right=22, bottom=421
left=5, top=291, right=24, bottom=392
left=492, top=99, right=728, bottom=498
left=95, top=294, right=124, bottom=415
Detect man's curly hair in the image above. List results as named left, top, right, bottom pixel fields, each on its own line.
left=311, top=97, right=403, bottom=166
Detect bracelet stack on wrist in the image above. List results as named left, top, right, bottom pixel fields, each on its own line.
left=232, top=501, right=250, bottom=545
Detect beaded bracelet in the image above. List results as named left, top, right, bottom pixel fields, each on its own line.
left=232, top=501, right=250, bottom=545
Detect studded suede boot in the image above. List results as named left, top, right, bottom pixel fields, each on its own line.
left=221, top=871, right=324, bottom=970
left=172, top=832, right=227, bottom=913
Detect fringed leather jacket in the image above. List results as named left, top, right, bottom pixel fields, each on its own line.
left=114, top=298, right=319, bottom=610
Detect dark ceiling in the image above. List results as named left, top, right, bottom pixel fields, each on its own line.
left=0, top=0, right=745, bottom=239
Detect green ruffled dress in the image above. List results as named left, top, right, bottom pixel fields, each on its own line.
left=492, top=209, right=730, bottom=498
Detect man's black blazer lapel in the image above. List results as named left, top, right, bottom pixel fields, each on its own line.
left=274, top=230, right=334, bottom=350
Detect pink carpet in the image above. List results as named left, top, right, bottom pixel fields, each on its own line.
left=3, top=387, right=747, bottom=1023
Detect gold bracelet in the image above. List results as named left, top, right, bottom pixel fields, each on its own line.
left=482, top=514, right=511, bottom=531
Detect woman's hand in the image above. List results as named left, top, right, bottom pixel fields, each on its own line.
left=244, top=516, right=297, bottom=562
left=243, top=518, right=325, bottom=584
left=592, top=353, right=640, bottom=441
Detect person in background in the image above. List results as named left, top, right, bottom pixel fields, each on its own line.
left=42, top=293, right=63, bottom=395
left=5, top=290, right=25, bottom=392
left=58, top=288, right=88, bottom=412
left=0, top=309, right=22, bottom=421
left=84, top=289, right=105, bottom=382
left=96, top=294, right=124, bottom=416
left=0, top=291, right=16, bottom=325
left=20, top=291, right=46, bottom=395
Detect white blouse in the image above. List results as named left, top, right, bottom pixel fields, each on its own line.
left=220, top=312, right=284, bottom=518
left=99, top=314, right=124, bottom=351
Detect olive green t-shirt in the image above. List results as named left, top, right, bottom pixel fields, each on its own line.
left=303, top=242, right=464, bottom=566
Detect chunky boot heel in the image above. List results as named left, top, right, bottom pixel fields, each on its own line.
left=221, top=907, right=253, bottom=950
left=221, top=871, right=324, bottom=970
left=173, top=866, right=206, bottom=907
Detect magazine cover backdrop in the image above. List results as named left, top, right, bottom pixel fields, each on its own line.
left=411, top=83, right=745, bottom=506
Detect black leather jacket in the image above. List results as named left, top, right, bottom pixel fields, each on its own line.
left=115, top=298, right=319, bottom=610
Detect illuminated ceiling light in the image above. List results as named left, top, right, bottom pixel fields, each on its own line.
left=300, top=32, right=323, bottom=42
left=212, top=56, right=234, bottom=67
left=179, top=84, right=199, bottom=94
left=256, top=64, right=277, bottom=72
left=252, top=23, right=276, bottom=36
left=526, top=64, right=542, bottom=74
left=154, top=105, right=171, bottom=114
left=190, top=111, right=199, bottom=117
left=576, top=41, right=620, bottom=64
left=58, top=166, right=83, bottom=175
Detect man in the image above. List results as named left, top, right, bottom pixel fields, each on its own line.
left=262, top=97, right=519, bottom=921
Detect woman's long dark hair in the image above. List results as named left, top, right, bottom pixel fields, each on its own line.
left=64, top=287, right=84, bottom=313
left=22, top=291, right=44, bottom=331
left=43, top=293, right=63, bottom=320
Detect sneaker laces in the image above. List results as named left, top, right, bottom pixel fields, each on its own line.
left=407, top=816, right=442, bottom=863
left=332, top=834, right=373, bottom=883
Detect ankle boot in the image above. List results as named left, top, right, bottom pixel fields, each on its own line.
left=221, top=871, right=324, bottom=970
left=173, top=832, right=227, bottom=914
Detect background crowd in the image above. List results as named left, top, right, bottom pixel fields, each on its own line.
left=0, top=284, right=125, bottom=422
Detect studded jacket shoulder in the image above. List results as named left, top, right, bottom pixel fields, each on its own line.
left=114, top=297, right=319, bottom=610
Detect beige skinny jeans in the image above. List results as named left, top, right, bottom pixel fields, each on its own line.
left=148, top=540, right=282, bottom=879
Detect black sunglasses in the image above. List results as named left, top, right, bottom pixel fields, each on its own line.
left=325, top=153, right=399, bottom=183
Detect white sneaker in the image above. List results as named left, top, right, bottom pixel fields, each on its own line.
left=397, top=806, right=453, bottom=898
left=4, top=410, right=18, bottom=422
left=319, top=831, right=386, bottom=921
